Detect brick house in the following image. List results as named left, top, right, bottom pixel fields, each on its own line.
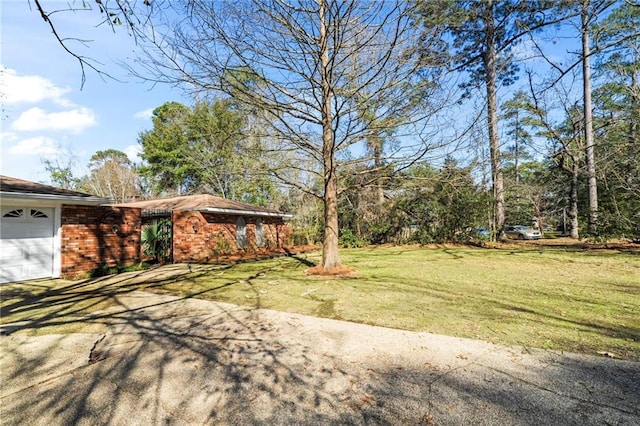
left=0, top=176, right=293, bottom=283
left=0, top=175, right=141, bottom=283
left=115, top=194, right=293, bottom=263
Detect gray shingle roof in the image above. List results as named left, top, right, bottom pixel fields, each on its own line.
left=0, top=175, right=112, bottom=203
left=114, top=194, right=290, bottom=217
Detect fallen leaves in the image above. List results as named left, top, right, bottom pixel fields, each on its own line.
left=596, top=351, right=620, bottom=359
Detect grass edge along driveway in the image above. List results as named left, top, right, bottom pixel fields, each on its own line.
left=2, top=244, right=639, bottom=361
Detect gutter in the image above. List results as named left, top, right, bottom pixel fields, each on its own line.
left=197, top=206, right=293, bottom=218
left=0, top=191, right=113, bottom=205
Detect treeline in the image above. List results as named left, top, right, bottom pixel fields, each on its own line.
left=42, top=0, right=640, bottom=252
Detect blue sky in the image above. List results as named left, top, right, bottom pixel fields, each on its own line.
left=1, top=1, right=188, bottom=183
left=1, top=1, right=589, bottom=186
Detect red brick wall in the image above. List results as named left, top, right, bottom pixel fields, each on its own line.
left=61, top=205, right=141, bottom=276
left=172, top=210, right=292, bottom=263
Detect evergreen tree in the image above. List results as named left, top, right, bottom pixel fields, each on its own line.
left=138, top=100, right=276, bottom=205
left=415, top=0, right=564, bottom=240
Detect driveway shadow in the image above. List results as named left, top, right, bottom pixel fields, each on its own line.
left=1, top=265, right=639, bottom=425
left=1, top=291, right=363, bottom=424
left=0, top=264, right=371, bottom=424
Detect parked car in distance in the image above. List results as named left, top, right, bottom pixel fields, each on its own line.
left=504, top=225, right=541, bottom=240
left=472, top=227, right=490, bottom=238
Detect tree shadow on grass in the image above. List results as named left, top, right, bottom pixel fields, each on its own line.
left=0, top=265, right=230, bottom=335
left=0, top=258, right=313, bottom=336
left=2, top=266, right=639, bottom=425
left=283, top=248, right=317, bottom=267
left=500, top=239, right=640, bottom=256
left=1, top=260, right=639, bottom=424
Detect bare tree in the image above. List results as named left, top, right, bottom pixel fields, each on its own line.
left=134, top=0, right=445, bottom=269
left=31, top=0, right=152, bottom=87
left=581, top=0, right=599, bottom=235
left=526, top=71, right=587, bottom=239
left=41, top=145, right=80, bottom=190
left=77, top=149, right=141, bottom=203
left=415, top=1, right=570, bottom=241
left=528, top=0, right=639, bottom=235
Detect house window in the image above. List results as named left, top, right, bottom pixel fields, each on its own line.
left=236, top=217, right=247, bottom=249
left=3, top=209, right=24, bottom=218
left=256, top=218, right=264, bottom=247
left=30, top=209, right=49, bottom=218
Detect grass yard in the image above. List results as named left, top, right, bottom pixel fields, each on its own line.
left=2, top=243, right=639, bottom=360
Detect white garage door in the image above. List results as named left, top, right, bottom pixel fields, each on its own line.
left=0, top=206, right=55, bottom=283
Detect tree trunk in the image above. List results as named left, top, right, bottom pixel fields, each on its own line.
left=514, top=110, right=519, bottom=185
left=630, top=68, right=638, bottom=147
left=582, top=0, right=598, bottom=235
left=483, top=4, right=506, bottom=240
left=319, top=0, right=340, bottom=269
left=374, top=142, right=385, bottom=207
left=322, top=163, right=340, bottom=269
left=570, top=156, right=580, bottom=239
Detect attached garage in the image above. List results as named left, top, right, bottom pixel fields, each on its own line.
left=0, top=175, right=113, bottom=284
left=1, top=206, right=55, bottom=283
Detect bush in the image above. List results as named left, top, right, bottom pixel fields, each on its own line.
left=90, top=262, right=151, bottom=278
left=142, top=219, right=172, bottom=263
left=339, top=228, right=367, bottom=248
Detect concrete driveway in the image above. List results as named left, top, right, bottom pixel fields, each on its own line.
left=1, top=289, right=639, bottom=425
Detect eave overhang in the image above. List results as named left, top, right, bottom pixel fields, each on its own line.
left=0, top=191, right=113, bottom=205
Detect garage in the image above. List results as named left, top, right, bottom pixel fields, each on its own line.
left=0, top=175, right=113, bottom=284
left=0, top=206, right=55, bottom=283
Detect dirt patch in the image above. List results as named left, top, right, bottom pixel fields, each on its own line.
left=306, top=265, right=357, bottom=277
left=345, top=239, right=640, bottom=254
left=463, top=237, right=640, bottom=254
left=506, top=237, right=640, bottom=254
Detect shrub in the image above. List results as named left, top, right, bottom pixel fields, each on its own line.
left=339, top=228, right=366, bottom=248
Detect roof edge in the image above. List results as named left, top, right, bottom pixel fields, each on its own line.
left=199, top=207, right=293, bottom=218
left=0, top=191, right=113, bottom=205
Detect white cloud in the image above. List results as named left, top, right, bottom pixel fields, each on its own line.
left=7, top=136, right=59, bottom=156
left=1, top=131, right=18, bottom=143
left=12, top=107, right=97, bottom=133
left=134, top=108, right=154, bottom=120
left=124, top=144, right=142, bottom=161
left=0, top=66, right=71, bottom=106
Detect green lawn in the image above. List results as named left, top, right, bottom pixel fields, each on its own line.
left=2, top=244, right=639, bottom=360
